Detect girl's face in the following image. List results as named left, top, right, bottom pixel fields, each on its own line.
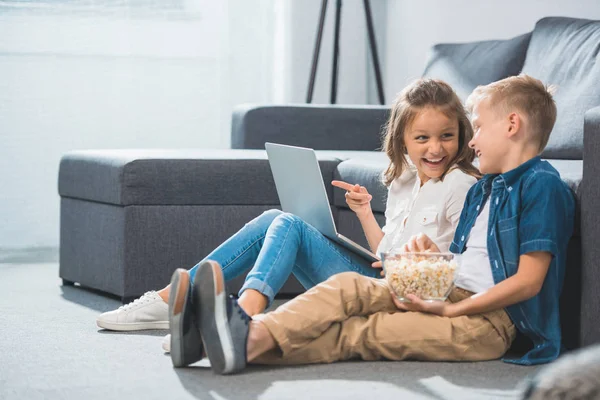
left=404, top=107, right=460, bottom=184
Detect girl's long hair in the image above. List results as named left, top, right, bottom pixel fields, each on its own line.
left=382, top=78, right=480, bottom=186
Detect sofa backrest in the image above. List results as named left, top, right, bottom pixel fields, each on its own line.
left=522, top=17, right=600, bottom=160
left=422, top=33, right=531, bottom=102
left=231, top=104, right=389, bottom=151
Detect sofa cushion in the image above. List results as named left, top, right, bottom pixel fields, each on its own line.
left=546, top=159, right=582, bottom=237
left=521, top=17, right=600, bottom=160
left=333, top=154, right=390, bottom=213
left=422, top=33, right=531, bottom=101
left=546, top=159, right=582, bottom=201
left=58, top=149, right=382, bottom=206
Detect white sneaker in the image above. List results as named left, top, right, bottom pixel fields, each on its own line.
left=162, top=334, right=171, bottom=353
left=96, top=291, right=169, bottom=331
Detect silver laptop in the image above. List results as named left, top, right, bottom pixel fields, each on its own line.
left=265, top=142, right=378, bottom=262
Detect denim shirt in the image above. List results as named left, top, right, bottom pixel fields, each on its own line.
left=449, top=157, right=575, bottom=365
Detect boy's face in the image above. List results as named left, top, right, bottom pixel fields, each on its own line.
left=404, top=107, right=459, bottom=183
left=468, top=98, right=510, bottom=174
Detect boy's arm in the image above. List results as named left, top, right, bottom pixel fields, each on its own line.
left=446, top=251, right=550, bottom=317
left=395, top=251, right=552, bottom=317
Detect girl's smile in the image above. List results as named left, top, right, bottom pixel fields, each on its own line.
left=405, top=107, right=459, bottom=184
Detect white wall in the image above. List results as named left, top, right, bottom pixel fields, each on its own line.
left=384, top=0, right=600, bottom=102
left=0, top=0, right=376, bottom=250
left=276, top=0, right=372, bottom=105
left=0, top=0, right=276, bottom=249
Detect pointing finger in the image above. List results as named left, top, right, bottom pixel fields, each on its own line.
left=331, top=180, right=355, bottom=191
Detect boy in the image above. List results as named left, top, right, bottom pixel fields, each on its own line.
left=168, top=75, right=575, bottom=374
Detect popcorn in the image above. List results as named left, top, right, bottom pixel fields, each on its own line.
left=383, top=253, right=457, bottom=302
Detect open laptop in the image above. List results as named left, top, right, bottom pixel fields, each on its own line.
left=265, top=142, right=378, bottom=262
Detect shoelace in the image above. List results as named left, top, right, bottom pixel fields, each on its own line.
left=230, top=295, right=250, bottom=325
left=118, top=291, right=156, bottom=311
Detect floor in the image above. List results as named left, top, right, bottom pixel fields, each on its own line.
left=0, top=249, right=536, bottom=400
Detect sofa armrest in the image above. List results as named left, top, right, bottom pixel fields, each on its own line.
left=231, top=104, right=389, bottom=151
left=580, top=105, right=600, bottom=347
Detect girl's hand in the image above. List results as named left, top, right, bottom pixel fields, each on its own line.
left=391, top=293, right=456, bottom=317
left=331, top=180, right=373, bottom=218
left=371, top=260, right=385, bottom=277
left=401, top=233, right=441, bottom=253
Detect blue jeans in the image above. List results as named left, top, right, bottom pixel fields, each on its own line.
left=188, top=209, right=379, bottom=306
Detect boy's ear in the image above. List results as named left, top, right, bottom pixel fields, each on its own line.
left=506, top=112, right=521, bottom=138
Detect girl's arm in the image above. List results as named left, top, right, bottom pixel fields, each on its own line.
left=331, top=180, right=384, bottom=253
left=356, top=210, right=385, bottom=254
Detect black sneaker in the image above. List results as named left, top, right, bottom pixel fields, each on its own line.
left=168, top=268, right=204, bottom=367
left=194, top=260, right=250, bottom=375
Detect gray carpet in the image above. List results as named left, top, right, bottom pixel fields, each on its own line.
left=0, top=262, right=538, bottom=400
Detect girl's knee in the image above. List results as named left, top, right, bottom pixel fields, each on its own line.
left=245, top=209, right=283, bottom=232
left=261, top=209, right=284, bottom=220
left=252, top=209, right=283, bottom=226
left=273, top=212, right=304, bottom=228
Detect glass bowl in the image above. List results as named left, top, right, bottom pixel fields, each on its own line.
left=381, top=252, right=458, bottom=303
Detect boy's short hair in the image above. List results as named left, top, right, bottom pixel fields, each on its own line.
left=466, top=74, right=557, bottom=153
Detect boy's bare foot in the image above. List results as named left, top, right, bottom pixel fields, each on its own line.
left=158, top=286, right=170, bottom=303
left=238, top=289, right=268, bottom=316
left=246, top=320, right=276, bottom=362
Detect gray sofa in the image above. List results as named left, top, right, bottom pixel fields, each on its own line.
left=58, top=17, right=600, bottom=351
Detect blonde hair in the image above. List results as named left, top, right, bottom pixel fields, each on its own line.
left=465, top=74, right=557, bottom=152
left=382, top=78, right=480, bottom=186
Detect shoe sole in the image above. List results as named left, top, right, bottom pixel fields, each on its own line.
left=96, top=320, right=169, bottom=331
left=162, top=335, right=170, bottom=353
left=169, top=269, right=191, bottom=367
left=195, top=260, right=236, bottom=375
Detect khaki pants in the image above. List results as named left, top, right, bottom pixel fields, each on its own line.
left=253, top=272, right=516, bottom=365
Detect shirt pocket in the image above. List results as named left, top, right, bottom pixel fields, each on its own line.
left=416, top=211, right=439, bottom=237
left=384, top=199, right=410, bottom=233
left=497, top=214, right=519, bottom=266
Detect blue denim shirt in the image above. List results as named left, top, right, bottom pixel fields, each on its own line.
left=449, top=157, right=575, bottom=365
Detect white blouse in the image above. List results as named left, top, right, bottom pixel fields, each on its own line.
left=376, top=165, right=477, bottom=256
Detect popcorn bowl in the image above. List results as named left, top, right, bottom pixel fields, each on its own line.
left=381, top=252, right=458, bottom=303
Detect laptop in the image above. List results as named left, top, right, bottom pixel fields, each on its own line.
left=265, top=142, right=378, bottom=262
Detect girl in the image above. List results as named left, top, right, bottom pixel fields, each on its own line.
left=97, top=78, right=480, bottom=349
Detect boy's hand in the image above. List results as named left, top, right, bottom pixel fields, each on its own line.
left=391, top=293, right=456, bottom=317
left=371, top=260, right=385, bottom=277
left=401, top=233, right=441, bottom=253
left=331, top=180, right=373, bottom=218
